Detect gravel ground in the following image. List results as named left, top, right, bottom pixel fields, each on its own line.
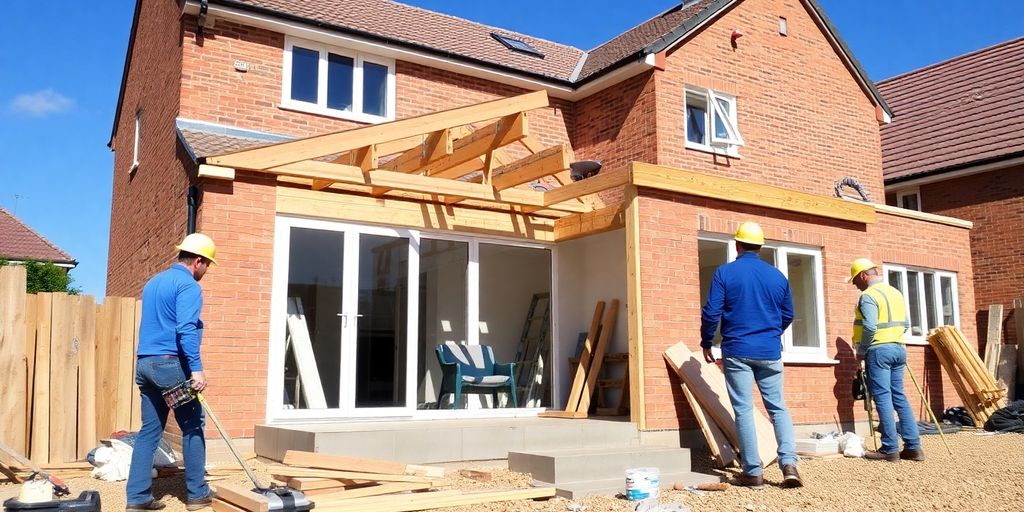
left=2, top=432, right=1022, bottom=511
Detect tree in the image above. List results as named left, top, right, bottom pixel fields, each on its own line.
left=0, top=259, right=82, bottom=294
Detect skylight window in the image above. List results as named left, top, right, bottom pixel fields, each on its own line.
left=491, top=33, right=544, bottom=58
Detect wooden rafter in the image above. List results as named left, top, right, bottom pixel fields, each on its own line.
left=422, top=113, right=526, bottom=178
left=491, top=144, right=572, bottom=191
left=207, top=91, right=548, bottom=170
left=542, top=164, right=631, bottom=206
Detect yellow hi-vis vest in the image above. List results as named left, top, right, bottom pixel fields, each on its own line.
left=853, top=282, right=909, bottom=346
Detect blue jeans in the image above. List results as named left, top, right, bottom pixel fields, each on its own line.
left=865, top=343, right=920, bottom=453
left=126, top=356, right=209, bottom=506
left=723, top=357, right=798, bottom=476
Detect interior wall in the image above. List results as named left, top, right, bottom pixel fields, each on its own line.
left=554, top=229, right=628, bottom=409
left=478, top=244, right=552, bottom=363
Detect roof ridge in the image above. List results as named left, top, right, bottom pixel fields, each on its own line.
left=879, top=36, right=1024, bottom=84
left=389, top=0, right=585, bottom=52
left=0, top=207, right=75, bottom=263
left=585, top=2, right=690, bottom=53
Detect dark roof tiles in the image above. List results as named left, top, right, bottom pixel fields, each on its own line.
left=878, top=37, right=1024, bottom=181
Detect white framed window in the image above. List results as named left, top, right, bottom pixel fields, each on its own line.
left=698, top=235, right=830, bottom=363
left=131, top=109, right=141, bottom=172
left=883, top=264, right=959, bottom=344
left=281, top=37, right=396, bottom=123
left=896, top=189, right=921, bottom=211
left=685, top=86, right=744, bottom=157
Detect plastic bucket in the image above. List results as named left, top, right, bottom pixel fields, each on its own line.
left=625, top=467, right=660, bottom=501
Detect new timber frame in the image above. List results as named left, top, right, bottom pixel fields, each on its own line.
left=196, top=90, right=877, bottom=428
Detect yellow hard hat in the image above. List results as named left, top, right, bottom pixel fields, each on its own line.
left=846, top=258, right=877, bottom=283
left=734, top=221, right=765, bottom=246
left=176, top=233, right=217, bottom=265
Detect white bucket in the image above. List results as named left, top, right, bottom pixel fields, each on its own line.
left=625, top=467, right=660, bottom=501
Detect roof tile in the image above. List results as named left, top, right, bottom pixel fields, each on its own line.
left=0, top=208, right=75, bottom=264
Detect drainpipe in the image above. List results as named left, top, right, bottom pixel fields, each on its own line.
left=197, top=0, right=209, bottom=38
left=187, top=185, right=199, bottom=234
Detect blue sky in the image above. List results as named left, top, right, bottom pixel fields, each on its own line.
left=0, top=1, right=1020, bottom=298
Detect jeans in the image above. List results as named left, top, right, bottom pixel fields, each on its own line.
left=723, top=357, right=798, bottom=476
left=126, top=356, right=209, bottom=506
left=865, top=343, right=921, bottom=453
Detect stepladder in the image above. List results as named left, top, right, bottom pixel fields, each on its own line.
left=514, top=293, right=551, bottom=408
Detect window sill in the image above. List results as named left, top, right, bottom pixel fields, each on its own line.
left=279, top=100, right=393, bottom=124
left=905, top=338, right=930, bottom=347
left=685, top=142, right=741, bottom=158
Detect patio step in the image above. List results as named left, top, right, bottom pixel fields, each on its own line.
left=507, top=446, right=719, bottom=498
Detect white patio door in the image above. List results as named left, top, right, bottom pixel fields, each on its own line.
left=270, top=217, right=419, bottom=420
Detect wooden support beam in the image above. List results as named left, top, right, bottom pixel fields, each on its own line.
left=543, top=164, right=630, bottom=206
left=625, top=186, right=646, bottom=429
left=491, top=144, right=571, bottom=191
left=198, top=164, right=235, bottom=180
left=519, top=135, right=545, bottom=154
left=381, top=129, right=454, bottom=173
left=422, top=113, right=527, bottom=177
left=207, top=91, right=548, bottom=170
left=629, top=162, right=876, bottom=224
left=554, top=202, right=626, bottom=241
left=211, top=483, right=269, bottom=512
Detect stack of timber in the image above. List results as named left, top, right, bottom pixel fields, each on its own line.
left=539, top=300, right=619, bottom=419
left=927, top=326, right=1008, bottom=423
left=663, top=342, right=779, bottom=469
left=211, top=450, right=554, bottom=512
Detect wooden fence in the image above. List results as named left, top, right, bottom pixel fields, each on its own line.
left=0, top=265, right=142, bottom=464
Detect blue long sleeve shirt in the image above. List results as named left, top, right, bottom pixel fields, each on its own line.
left=856, top=293, right=880, bottom=357
left=137, top=263, right=205, bottom=371
left=700, top=252, right=794, bottom=360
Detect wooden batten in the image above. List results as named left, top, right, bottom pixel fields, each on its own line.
left=629, top=162, right=876, bottom=224
left=543, top=164, right=631, bottom=206
left=277, top=186, right=555, bottom=242
left=198, top=164, right=236, bottom=180
left=553, top=202, right=626, bottom=241
left=624, top=186, right=646, bottom=429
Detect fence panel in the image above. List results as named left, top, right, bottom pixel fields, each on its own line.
left=0, top=266, right=28, bottom=455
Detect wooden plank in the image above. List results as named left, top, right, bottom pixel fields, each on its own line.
left=307, top=482, right=432, bottom=501
left=996, top=344, right=1017, bottom=401
left=539, top=301, right=604, bottom=417
left=553, top=202, right=626, bottom=242
left=285, top=299, right=328, bottom=408
left=23, top=292, right=37, bottom=446
left=284, top=477, right=373, bottom=491
left=30, top=293, right=52, bottom=463
left=624, top=186, right=646, bottom=429
left=420, top=113, right=526, bottom=177
left=0, top=266, right=28, bottom=455
left=115, top=298, right=137, bottom=432
left=680, top=379, right=737, bottom=468
left=130, top=299, right=143, bottom=430
left=984, top=304, right=1004, bottom=376
left=74, top=295, right=96, bottom=459
left=212, top=499, right=248, bottom=512
left=48, top=293, right=78, bottom=462
left=198, top=164, right=236, bottom=180
left=490, top=144, right=571, bottom=191
left=1015, top=298, right=1024, bottom=388
left=381, top=128, right=453, bottom=173
left=630, top=162, right=876, bottom=224
left=576, top=300, right=619, bottom=417
left=663, top=342, right=778, bottom=466
left=315, top=490, right=464, bottom=508
left=267, top=465, right=432, bottom=483
left=93, top=302, right=115, bottom=441
left=276, top=186, right=556, bottom=242
left=207, top=91, right=548, bottom=170
left=543, top=164, right=630, bottom=206
left=282, top=450, right=407, bottom=476
left=211, top=483, right=269, bottom=512
left=927, top=330, right=985, bottom=422
left=320, top=487, right=555, bottom=512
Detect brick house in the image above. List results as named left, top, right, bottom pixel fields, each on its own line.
left=107, top=0, right=976, bottom=453
left=879, top=37, right=1024, bottom=352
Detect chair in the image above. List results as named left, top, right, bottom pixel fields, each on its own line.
left=435, top=342, right=518, bottom=409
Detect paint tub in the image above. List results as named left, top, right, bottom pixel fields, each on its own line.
left=625, top=467, right=660, bottom=501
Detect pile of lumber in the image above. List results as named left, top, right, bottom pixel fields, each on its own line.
left=540, top=299, right=620, bottom=419
left=212, top=450, right=554, bottom=512
left=927, top=326, right=1008, bottom=423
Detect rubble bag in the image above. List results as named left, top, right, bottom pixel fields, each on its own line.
left=984, top=400, right=1024, bottom=433
left=3, top=491, right=101, bottom=511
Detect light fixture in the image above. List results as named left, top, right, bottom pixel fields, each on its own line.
left=569, top=160, right=602, bottom=182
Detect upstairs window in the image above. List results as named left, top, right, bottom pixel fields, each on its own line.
left=282, top=38, right=395, bottom=123
left=897, top=189, right=921, bottom=211
left=131, top=109, right=141, bottom=172
left=685, top=86, right=743, bottom=156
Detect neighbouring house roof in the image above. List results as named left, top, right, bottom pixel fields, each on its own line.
left=0, top=208, right=76, bottom=266
left=113, top=0, right=890, bottom=144
left=879, top=37, right=1024, bottom=183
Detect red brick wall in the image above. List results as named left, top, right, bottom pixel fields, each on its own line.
left=918, top=164, right=1024, bottom=345
left=654, top=0, right=884, bottom=199
left=107, top=0, right=189, bottom=297
left=636, top=191, right=975, bottom=429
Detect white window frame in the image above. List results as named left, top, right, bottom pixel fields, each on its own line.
left=896, top=189, right=921, bottom=211
left=882, top=264, right=959, bottom=345
left=131, top=109, right=141, bottom=173
left=685, top=86, right=743, bottom=157
left=698, top=234, right=832, bottom=364
left=281, top=37, right=396, bottom=123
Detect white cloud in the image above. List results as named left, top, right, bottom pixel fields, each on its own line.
left=10, top=89, right=75, bottom=117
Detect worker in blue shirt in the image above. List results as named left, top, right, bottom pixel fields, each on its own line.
left=126, top=233, right=217, bottom=512
left=700, top=222, right=801, bottom=489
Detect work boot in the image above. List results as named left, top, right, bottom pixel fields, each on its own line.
left=185, top=491, right=216, bottom=511
left=899, top=447, right=925, bottom=461
left=864, top=450, right=900, bottom=462
left=126, top=500, right=166, bottom=511
left=780, top=464, right=803, bottom=488
left=733, top=472, right=764, bottom=489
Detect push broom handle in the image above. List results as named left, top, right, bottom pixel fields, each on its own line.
left=904, top=362, right=953, bottom=455
left=197, top=393, right=264, bottom=490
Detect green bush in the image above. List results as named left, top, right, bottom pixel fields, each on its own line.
left=0, top=259, right=82, bottom=294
